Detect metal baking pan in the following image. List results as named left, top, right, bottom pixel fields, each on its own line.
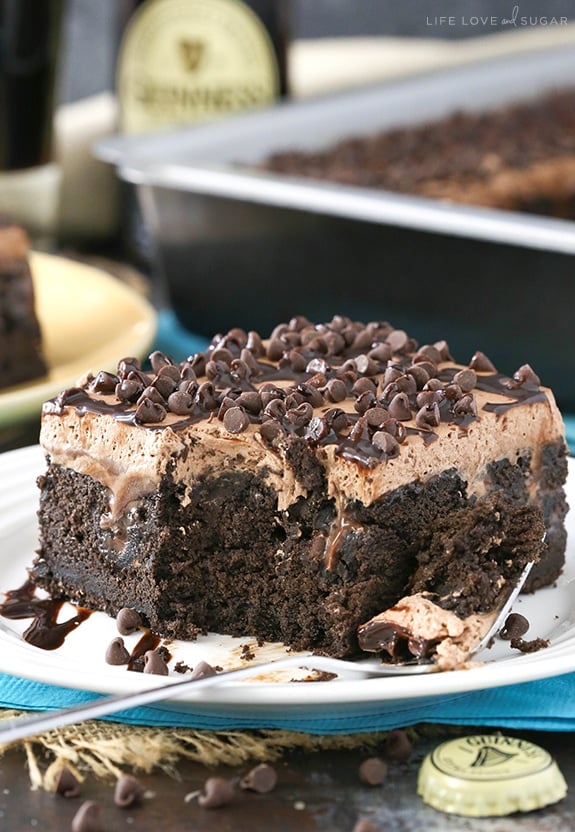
left=97, top=45, right=575, bottom=411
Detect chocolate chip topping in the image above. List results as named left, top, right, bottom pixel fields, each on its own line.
left=114, top=774, right=145, bottom=808
left=44, top=317, right=551, bottom=470
left=240, top=763, right=278, bottom=793
left=190, top=660, right=218, bottom=680
left=116, top=607, right=142, bottom=635
left=105, top=637, right=130, bottom=665
left=54, top=766, right=82, bottom=798
left=385, top=729, right=413, bottom=763
left=71, top=800, right=102, bottom=832
left=143, top=649, right=169, bottom=675
left=358, top=757, right=388, bottom=786
left=198, top=776, right=235, bottom=809
left=499, top=612, right=530, bottom=640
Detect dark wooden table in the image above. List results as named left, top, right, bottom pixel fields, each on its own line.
left=0, top=731, right=573, bottom=830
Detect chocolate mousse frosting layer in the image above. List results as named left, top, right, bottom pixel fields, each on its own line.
left=35, top=316, right=568, bottom=656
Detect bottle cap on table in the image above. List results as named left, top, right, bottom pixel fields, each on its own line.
left=417, top=734, right=567, bottom=817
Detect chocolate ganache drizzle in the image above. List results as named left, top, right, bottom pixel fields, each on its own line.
left=43, top=316, right=549, bottom=468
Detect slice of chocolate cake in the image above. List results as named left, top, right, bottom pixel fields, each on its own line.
left=33, top=317, right=568, bottom=660
left=0, top=219, right=46, bottom=389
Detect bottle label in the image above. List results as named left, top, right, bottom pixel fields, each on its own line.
left=117, top=0, right=280, bottom=133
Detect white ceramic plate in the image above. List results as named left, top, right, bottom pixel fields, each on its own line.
left=0, top=252, right=157, bottom=428
left=0, top=445, right=574, bottom=712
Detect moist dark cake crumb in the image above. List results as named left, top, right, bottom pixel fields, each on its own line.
left=510, top=636, right=550, bottom=653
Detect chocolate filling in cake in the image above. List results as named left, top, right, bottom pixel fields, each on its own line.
left=0, top=219, right=46, bottom=389
left=33, top=317, right=568, bottom=660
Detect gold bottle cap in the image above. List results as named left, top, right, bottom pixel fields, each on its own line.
left=417, top=734, right=567, bottom=817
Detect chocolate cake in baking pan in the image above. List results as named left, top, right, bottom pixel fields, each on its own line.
left=263, top=88, right=575, bottom=218
left=0, top=219, right=46, bottom=389
left=33, top=316, right=568, bottom=661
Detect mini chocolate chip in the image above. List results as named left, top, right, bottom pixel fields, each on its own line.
left=386, top=728, right=413, bottom=763
left=285, top=391, right=305, bottom=410
left=225, top=327, right=248, bottom=348
left=372, top=431, right=400, bottom=456
left=105, top=637, right=130, bottom=666
left=284, top=349, right=307, bottom=373
left=189, top=352, right=206, bottom=376
left=288, top=315, right=312, bottom=332
left=349, top=416, right=371, bottom=443
left=266, top=338, right=284, bottom=362
left=287, top=402, right=313, bottom=427
left=423, top=378, right=443, bottom=392
left=134, top=396, right=167, bottom=423
left=351, top=328, right=373, bottom=351
left=246, top=330, right=265, bottom=357
left=305, top=416, right=329, bottom=442
left=298, top=382, right=324, bottom=408
left=71, top=800, right=102, bottom=832
left=324, top=330, right=346, bottom=355
left=359, top=757, right=388, bottom=786
left=365, top=406, right=388, bottom=428
left=395, top=374, right=417, bottom=396
left=510, top=363, right=541, bottom=389
left=386, top=329, right=409, bottom=353
left=235, top=391, right=262, bottom=414
left=433, top=339, right=452, bottom=361
left=469, top=350, right=497, bottom=372
left=117, top=357, right=142, bottom=380
left=196, top=381, right=219, bottom=410
left=444, top=383, right=463, bottom=401
left=158, top=363, right=182, bottom=382
left=167, top=390, right=195, bottom=415
left=179, top=362, right=197, bottom=382
left=210, top=347, right=233, bottom=365
left=230, top=358, right=250, bottom=382
left=382, top=366, right=402, bottom=386
left=116, top=607, right=143, bottom=635
left=324, top=378, right=347, bottom=403
left=137, top=385, right=166, bottom=407
left=143, top=649, right=169, bottom=676
left=89, top=370, right=119, bottom=394
left=453, top=368, right=477, bottom=392
left=355, top=354, right=378, bottom=376
left=453, top=394, right=477, bottom=416
left=382, top=418, right=407, bottom=443
left=368, top=342, right=392, bottom=363
left=415, top=344, right=443, bottom=364
left=218, top=395, right=238, bottom=420
left=325, top=407, right=349, bottom=432
left=388, top=393, right=411, bottom=421
left=259, top=420, right=285, bottom=444
left=190, top=660, right=218, bottom=680
left=306, top=357, right=329, bottom=375
left=114, top=774, right=145, bottom=808
left=305, top=371, right=327, bottom=389
left=115, top=378, right=143, bottom=403
left=355, top=390, right=376, bottom=415
left=205, top=359, right=229, bottom=381
left=149, top=350, right=173, bottom=373
left=406, top=364, right=430, bottom=389
left=239, top=348, right=260, bottom=373
left=264, top=398, right=286, bottom=420
left=415, top=402, right=440, bottom=430
left=223, top=406, right=250, bottom=434
left=198, top=777, right=235, bottom=809
left=353, top=377, right=377, bottom=396
left=379, top=381, right=399, bottom=402
left=55, top=766, right=81, bottom=798
left=499, top=612, right=530, bottom=640
left=153, top=373, right=178, bottom=399
left=240, top=763, right=278, bottom=793
left=416, top=389, right=444, bottom=408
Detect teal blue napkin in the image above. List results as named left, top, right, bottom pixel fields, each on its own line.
left=0, top=671, right=575, bottom=733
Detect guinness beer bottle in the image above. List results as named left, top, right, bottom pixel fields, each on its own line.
left=116, top=0, right=290, bottom=134
left=0, top=0, right=64, bottom=240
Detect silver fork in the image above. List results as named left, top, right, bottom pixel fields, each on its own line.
left=0, top=562, right=532, bottom=746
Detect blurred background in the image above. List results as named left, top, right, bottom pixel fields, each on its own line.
left=59, top=0, right=575, bottom=102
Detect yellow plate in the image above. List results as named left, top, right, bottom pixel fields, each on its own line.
left=0, top=252, right=157, bottom=429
